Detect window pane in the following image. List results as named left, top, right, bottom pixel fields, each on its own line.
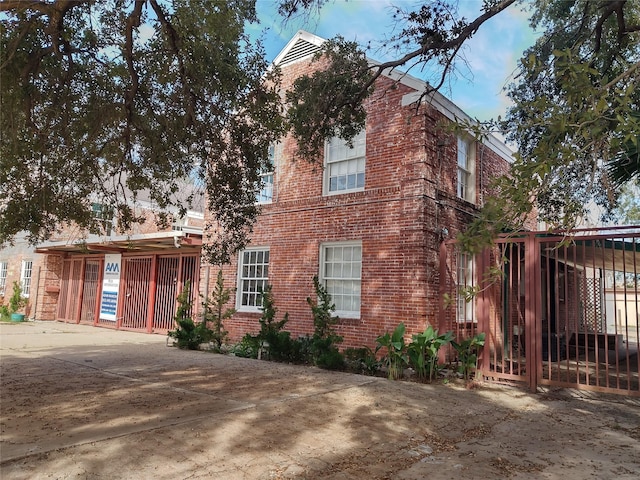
left=321, top=243, right=362, bottom=316
left=326, top=131, right=366, bottom=193
left=239, top=248, right=270, bottom=308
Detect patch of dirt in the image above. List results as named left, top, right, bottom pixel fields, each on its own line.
left=1, top=322, right=639, bottom=479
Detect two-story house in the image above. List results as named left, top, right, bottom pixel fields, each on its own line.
left=203, top=31, right=514, bottom=349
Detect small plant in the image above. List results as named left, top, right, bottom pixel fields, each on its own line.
left=201, top=269, right=235, bottom=350
left=344, top=346, right=380, bottom=375
left=230, top=333, right=261, bottom=358
left=376, top=322, right=409, bottom=380
left=452, top=332, right=486, bottom=381
left=168, top=281, right=213, bottom=350
left=256, top=285, right=292, bottom=361
left=307, top=276, right=344, bottom=369
left=8, top=281, right=28, bottom=314
left=0, top=304, right=10, bottom=321
left=407, top=326, right=454, bottom=383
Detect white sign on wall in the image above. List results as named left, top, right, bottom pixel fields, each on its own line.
left=99, top=254, right=122, bottom=321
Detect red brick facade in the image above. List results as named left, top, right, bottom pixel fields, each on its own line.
left=202, top=32, right=513, bottom=350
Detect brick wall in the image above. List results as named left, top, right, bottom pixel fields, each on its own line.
left=201, top=54, right=512, bottom=350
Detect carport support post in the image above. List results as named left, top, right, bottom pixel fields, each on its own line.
left=477, top=247, right=491, bottom=374
left=525, top=233, right=539, bottom=393
left=146, top=255, right=158, bottom=333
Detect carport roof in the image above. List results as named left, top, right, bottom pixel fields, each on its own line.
left=35, top=230, right=202, bottom=255
left=544, top=237, right=639, bottom=273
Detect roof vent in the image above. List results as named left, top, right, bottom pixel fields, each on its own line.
left=278, top=38, right=322, bottom=66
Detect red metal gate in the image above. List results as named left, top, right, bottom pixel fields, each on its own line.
left=441, top=227, right=640, bottom=397
left=120, top=256, right=153, bottom=330
left=152, top=254, right=200, bottom=332
left=56, top=259, right=83, bottom=322
left=79, top=259, right=101, bottom=325
left=55, top=252, right=200, bottom=333
left=153, top=256, right=180, bottom=331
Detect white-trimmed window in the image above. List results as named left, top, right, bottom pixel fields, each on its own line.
left=172, top=215, right=186, bottom=231
left=325, top=130, right=366, bottom=195
left=92, top=202, right=114, bottom=235
left=257, top=143, right=279, bottom=204
left=21, top=260, right=33, bottom=297
left=320, top=241, right=362, bottom=318
left=457, top=136, right=475, bottom=203
left=237, top=247, right=270, bottom=311
left=0, top=261, right=7, bottom=296
left=456, top=251, right=476, bottom=323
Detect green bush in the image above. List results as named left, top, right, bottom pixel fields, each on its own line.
left=407, top=326, right=454, bottom=383
left=316, top=348, right=345, bottom=370
left=376, top=323, right=408, bottom=380
left=168, top=281, right=213, bottom=350
left=344, top=346, right=380, bottom=375
left=231, top=333, right=261, bottom=358
left=307, top=276, right=344, bottom=369
left=201, top=269, right=235, bottom=350
left=452, top=332, right=486, bottom=381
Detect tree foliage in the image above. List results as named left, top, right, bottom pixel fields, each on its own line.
left=497, top=0, right=640, bottom=230
left=280, top=0, right=640, bottom=235
left=3, top=0, right=640, bottom=263
left=0, top=0, right=284, bottom=263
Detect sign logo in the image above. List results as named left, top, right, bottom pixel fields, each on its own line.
left=105, top=262, right=120, bottom=273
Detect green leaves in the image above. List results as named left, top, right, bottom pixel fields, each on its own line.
left=1, top=1, right=284, bottom=259
left=376, top=322, right=409, bottom=380
left=407, top=326, right=454, bottom=382
left=285, top=37, right=373, bottom=161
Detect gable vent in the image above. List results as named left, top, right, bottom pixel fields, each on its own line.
left=278, top=38, right=322, bottom=66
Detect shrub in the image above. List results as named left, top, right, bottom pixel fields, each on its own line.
left=255, top=285, right=292, bottom=361
left=452, top=332, right=486, bottom=381
left=407, top=326, right=454, bottom=382
left=202, top=270, right=235, bottom=350
left=8, top=281, right=28, bottom=314
left=307, top=276, right=344, bottom=369
left=230, top=333, right=261, bottom=358
left=168, top=281, right=213, bottom=350
left=376, top=323, right=409, bottom=380
left=343, top=346, right=380, bottom=375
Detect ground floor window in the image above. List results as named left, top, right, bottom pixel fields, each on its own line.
left=320, top=241, right=362, bottom=318
left=456, top=251, right=476, bottom=323
left=237, top=247, right=270, bottom=311
left=20, top=260, right=33, bottom=297
left=0, top=261, right=7, bottom=296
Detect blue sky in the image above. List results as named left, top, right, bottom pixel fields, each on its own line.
left=248, top=0, right=540, bottom=122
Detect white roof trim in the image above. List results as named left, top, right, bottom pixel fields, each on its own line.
left=272, top=30, right=324, bottom=66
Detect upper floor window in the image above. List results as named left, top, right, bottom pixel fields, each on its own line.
left=21, top=260, right=33, bottom=297
left=0, top=261, right=7, bottom=296
left=257, top=143, right=279, bottom=204
left=325, top=130, right=366, bottom=195
left=456, top=251, right=476, bottom=323
left=457, top=136, right=475, bottom=203
left=320, top=241, right=362, bottom=318
left=237, top=247, right=270, bottom=311
left=91, top=202, right=114, bottom=236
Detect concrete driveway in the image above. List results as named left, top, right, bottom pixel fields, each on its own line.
left=1, top=321, right=639, bottom=479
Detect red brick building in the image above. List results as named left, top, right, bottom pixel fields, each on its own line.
left=202, top=31, right=513, bottom=349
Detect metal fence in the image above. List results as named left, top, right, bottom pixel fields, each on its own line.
left=440, top=226, right=640, bottom=397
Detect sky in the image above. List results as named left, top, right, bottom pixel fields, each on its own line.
left=247, top=0, right=541, bottom=122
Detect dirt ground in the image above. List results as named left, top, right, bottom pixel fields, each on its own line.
left=1, top=321, right=639, bottom=480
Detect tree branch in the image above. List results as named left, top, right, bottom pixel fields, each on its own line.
left=149, top=0, right=197, bottom=127
left=359, top=0, right=517, bottom=100
left=123, top=0, right=145, bottom=156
